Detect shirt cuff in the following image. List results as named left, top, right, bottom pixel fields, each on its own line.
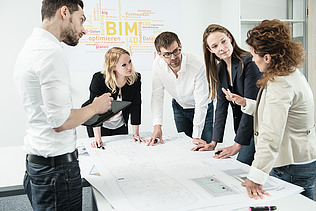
left=42, top=105, right=71, bottom=128
left=247, top=165, right=270, bottom=185
left=152, top=118, right=162, bottom=127
left=192, top=126, right=202, bottom=139
left=241, top=98, right=255, bottom=116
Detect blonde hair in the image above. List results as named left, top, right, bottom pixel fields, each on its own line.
left=101, top=47, right=137, bottom=93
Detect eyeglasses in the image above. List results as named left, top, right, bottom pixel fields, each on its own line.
left=161, top=47, right=181, bottom=58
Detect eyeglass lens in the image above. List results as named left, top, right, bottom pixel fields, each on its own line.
left=163, top=48, right=181, bottom=58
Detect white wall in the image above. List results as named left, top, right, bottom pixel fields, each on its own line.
left=0, top=0, right=238, bottom=148
left=308, top=0, right=316, bottom=122
left=0, top=1, right=41, bottom=147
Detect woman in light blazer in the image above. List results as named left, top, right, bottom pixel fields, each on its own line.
left=224, top=19, right=316, bottom=200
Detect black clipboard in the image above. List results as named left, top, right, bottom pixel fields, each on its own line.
left=82, top=100, right=132, bottom=127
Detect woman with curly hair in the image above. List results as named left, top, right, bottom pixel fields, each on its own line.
left=224, top=19, right=316, bottom=200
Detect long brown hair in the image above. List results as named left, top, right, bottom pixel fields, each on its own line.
left=246, top=19, right=305, bottom=88
left=101, top=47, right=137, bottom=93
left=203, top=24, right=249, bottom=100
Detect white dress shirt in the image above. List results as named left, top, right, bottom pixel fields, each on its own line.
left=151, top=53, right=211, bottom=138
left=14, top=28, right=76, bottom=157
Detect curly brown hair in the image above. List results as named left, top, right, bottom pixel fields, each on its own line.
left=246, top=19, right=305, bottom=88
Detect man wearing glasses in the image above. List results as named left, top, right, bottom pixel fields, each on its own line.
left=148, top=31, right=213, bottom=146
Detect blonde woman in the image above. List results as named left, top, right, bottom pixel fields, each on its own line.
left=83, top=47, right=145, bottom=147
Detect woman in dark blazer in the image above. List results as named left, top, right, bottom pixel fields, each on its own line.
left=193, top=24, right=261, bottom=165
left=82, top=47, right=145, bottom=148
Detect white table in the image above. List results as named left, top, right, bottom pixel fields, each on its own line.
left=1, top=145, right=315, bottom=211
left=90, top=181, right=316, bottom=211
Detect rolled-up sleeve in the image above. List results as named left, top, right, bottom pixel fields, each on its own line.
left=151, top=60, right=165, bottom=126
left=192, top=65, right=209, bottom=138
left=38, top=50, right=72, bottom=128
left=241, top=98, right=256, bottom=115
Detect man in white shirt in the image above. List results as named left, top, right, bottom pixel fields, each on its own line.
left=148, top=32, right=213, bottom=145
left=14, top=0, right=112, bottom=210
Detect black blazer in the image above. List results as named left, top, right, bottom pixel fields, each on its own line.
left=212, top=55, right=262, bottom=145
left=82, top=71, right=142, bottom=126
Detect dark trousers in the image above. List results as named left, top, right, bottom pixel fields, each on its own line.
left=172, top=99, right=214, bottom=143
left=86, top=124, right=128, bottom=138
left=236, top=135, right=255, bottom=165
left=24, top=160, right=82, bottom=211
left=270, top=160, right=316, bottom=200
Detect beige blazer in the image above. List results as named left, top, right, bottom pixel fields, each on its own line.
left=242, top=70, right=316, bottom=184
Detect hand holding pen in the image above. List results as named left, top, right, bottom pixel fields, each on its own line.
left=132, top=134, right=148, bottom=143
left=91, top=138, right=105, bottom=149
left=221, top=88, right=247, bottom=107
left=213, top=142, right=242, bottom=159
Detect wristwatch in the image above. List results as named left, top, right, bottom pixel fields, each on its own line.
left=133, top=134, right=139, bottom=137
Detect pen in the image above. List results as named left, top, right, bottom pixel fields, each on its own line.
left=227, top=89, right=235, bottom=104
left=195, top=146, right=203, bottom=151
left=249, top=206, right=277, bottom=211
left=235, top=176, right=245, bottom=183
left=227, top=88, right=233, bottom=98
left=215, top=150, right=222, bottom=155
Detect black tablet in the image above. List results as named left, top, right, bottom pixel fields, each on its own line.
left=82, top=100, right=132, bottom=127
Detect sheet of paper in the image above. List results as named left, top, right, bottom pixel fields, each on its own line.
left=78, top=133, right=303, bottom=211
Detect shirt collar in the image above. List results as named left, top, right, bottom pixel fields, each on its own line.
left=33, top=27, right=63, bottom=47
left=167, top=53, right=187, bottom=74
left=179, top=53, right=187, bottom=73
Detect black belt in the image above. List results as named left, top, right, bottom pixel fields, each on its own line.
left=26, top=149, right=78, bottom=166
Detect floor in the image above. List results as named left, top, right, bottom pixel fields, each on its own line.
left=0, top=187, right=93, bottom=211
